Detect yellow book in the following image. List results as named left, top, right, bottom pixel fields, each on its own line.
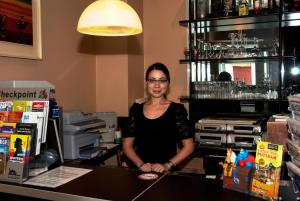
left=12, top=100, right=30, bottom=112
left=8, top=134, right=31, bottom=163
left=251, top=141, right=283, bottom=201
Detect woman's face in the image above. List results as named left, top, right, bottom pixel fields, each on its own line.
left=146, top=70, right=169, bottom=99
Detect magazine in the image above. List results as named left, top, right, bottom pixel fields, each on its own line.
left=21, top=112, right=44, bottom=155
left=16, top=123, right=37, bottom=157
left=8, top=134, right=31, bottom=163
left=0, top=101, right=13, bottom=111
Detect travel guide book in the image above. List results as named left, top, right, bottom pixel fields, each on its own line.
left=251, top=141, right=283, bottom=201
left=16, top=123, right=37, bottom=156
left=8, top=134, right=31, bottom=163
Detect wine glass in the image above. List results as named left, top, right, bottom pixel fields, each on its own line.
left=228, top=32, right=237, bottom=58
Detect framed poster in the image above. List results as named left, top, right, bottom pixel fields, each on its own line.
left=0, top=0, right=42, bottom=59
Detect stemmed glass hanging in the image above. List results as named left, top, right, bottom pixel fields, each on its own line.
left=237, top=30, right=247, bottom=57
left=227, top=32, right=237, bottom=58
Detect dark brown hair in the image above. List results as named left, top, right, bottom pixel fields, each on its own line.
left=145, top=62, right=170, bottom=82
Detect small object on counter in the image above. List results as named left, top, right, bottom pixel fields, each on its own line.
left=235, top=148, right=255, bottom=168
left=251, top=141, right=283, bottom=200
left=114, top=129, right=122, bottom=144
left=221, top=148, right=253, bottom=194
left=138, top=173, right=158, bottom=180
left=219, top=148, right=236, bottom=177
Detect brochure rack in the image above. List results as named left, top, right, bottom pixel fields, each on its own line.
left=0, top=81, right=61, bottom=184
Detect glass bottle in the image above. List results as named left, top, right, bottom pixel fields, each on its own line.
left=189, top=0, right=195, bottom=20
left=261, top=0, right=268, bottom=14
left=267, top=0, right=279, bottom=13
left=211, top=0, right=223, bottom=17
left=223, top=0, right=236, bottom=16
left=239, top=0, right=249, bottom=16
left=253, top=0, right=262, bottom=15
left=268, top=0, right=273, bottom=13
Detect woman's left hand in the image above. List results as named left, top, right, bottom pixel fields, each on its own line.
left=151, top=163, right=168, bottom=173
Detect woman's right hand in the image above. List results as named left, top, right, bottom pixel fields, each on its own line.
left=139, top=163, right=152, bottom=172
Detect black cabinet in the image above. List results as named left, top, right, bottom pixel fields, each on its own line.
left=181, top=0, right=300, bottom=124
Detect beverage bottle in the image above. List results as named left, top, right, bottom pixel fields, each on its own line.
left=261, top=0, right=268, bottom=14
left=239, top=0, right=250, bottom=16
left=268, top=0, right=279, bottom=13
left=253, top=0, right=262, bottom=15
left=268, top=0, right=273, bottom=13
left=223, top=0, right=236, bottom=16
left=211, top=0, right=223, bottom=17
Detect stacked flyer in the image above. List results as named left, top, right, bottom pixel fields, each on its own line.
left=286, top=94, right=300, bottom=198
left=0, top=81, right=52, bottom=183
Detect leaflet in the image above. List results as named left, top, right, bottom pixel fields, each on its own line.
left=24, top=166, right=92, bottom=188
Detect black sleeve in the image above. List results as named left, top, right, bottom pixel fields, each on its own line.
left=175, top=103, right=194, bottom=140
left=122, top=103, right=139, bottom=138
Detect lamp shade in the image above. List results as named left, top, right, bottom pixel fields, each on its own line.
left=77, top=0, right=143, bottom=36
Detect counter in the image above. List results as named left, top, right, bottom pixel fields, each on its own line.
left=0, top=164, right=297, bottom=201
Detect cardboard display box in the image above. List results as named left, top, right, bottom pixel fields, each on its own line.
left=223, top=166, right=253, bottom=194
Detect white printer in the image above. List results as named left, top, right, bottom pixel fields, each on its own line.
left=63, top=112, right=106, bottom=159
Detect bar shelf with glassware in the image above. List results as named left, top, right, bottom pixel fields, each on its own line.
left=180, top=0, right=300, bottom=124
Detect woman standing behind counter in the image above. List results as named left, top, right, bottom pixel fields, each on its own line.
left=122, top=62, right=194, bottom=173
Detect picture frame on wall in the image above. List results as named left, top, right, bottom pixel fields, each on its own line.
left=0, top=0, right=42, bottom=60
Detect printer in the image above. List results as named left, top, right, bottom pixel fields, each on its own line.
left=63, top=112, right=106, bottom=160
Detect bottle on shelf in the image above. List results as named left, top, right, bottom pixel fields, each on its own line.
left=285, top=0, right=300, bottom=12
left=189, top=0, right=195, bottom=20
left=238, top=0, right=250, bottom=16
left=253, top=0, right=263, bottom=15
left=261, top=0, right=269, bottom=14
left=223, top=0, right=237, bottom=16
left=211, top=0, right=224, bottom=17
left=268, top=0, right=279, bottom=13
left=196, top=0, right=210, bottom=19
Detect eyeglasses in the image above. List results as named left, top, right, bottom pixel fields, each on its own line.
left=147, top=78, right=169, bottom=84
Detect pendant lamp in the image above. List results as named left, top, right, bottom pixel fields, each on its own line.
left=77, top=0, right=143, bottom=36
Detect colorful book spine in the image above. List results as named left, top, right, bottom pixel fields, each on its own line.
left=7, top=111, right=23, bottom=123
left=0, top=111, right=9, bottom=122
left=0, top=101, right=13, bottom=111
left=0, top=133, right=11, bottom=176
left=12, top=100, right=30, bottom=112
left=0, top=122, right=16, bottom=134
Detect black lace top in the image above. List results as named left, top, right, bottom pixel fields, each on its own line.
left=123, top=102, right=193, bottom=164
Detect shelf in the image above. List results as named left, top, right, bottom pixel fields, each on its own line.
left=180, top=55, right=297, bottom=63
left=282, top=11, right=300, bottom=27
left=179, top=11, right=300, bottom=30
left=180, top=13, right=279, bottom=25
left=180, top=56, right=280, bottom=64
left=180, top=11, right=300, bottom=25
left=179, top=96, right=288, bottom=102
left=181, top=1, right=296, bottom=121
left=195, top=144, right=257, bottom=153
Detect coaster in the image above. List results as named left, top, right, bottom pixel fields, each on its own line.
left=138, top=173, right=159, bottom=180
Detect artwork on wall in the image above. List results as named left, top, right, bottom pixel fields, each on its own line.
left=0, top=0, right=42, bottom=60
